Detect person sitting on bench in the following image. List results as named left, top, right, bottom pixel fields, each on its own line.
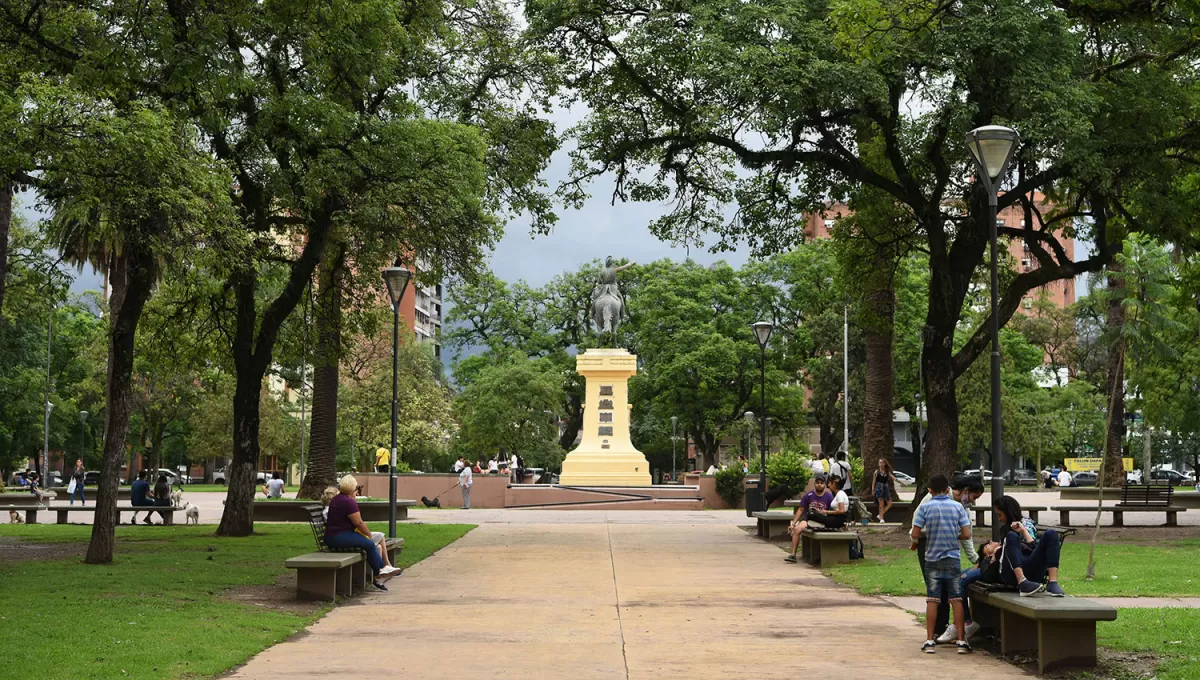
left=805, top=475, right=849, bottom=530
left=993, top=495, right=1065, bottom=597
left=321, top=486, right=399, bottom=576
left=783, top=474, right=832, bottom=563
left=150, top=474, right=172, bottom=525
left=130, top=471, right=154, bottom=524
left=325, top=475, right=390, bottom=592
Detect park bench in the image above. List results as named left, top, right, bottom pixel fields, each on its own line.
left=967, top=583, right=1117, bottom=674
left=3, top=500, right=47, bottom=523
left=51, top=504, right=181, bottom=525
left=1050, top=484, right=1183, bottom=527
left=974, top=505, right=1049, bottom=526
left=799, top=529, right=858, bottom=566
left=284, top=504, right=404, bottom=601
left=752, top=511, right=795, bottom=539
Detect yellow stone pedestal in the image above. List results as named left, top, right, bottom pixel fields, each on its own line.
left=558, top=348, right=652, bottom=487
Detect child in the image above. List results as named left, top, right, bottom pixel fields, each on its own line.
left=783, top=474, right=832, bottom=563
left=911, top=473, right=972, bottom=654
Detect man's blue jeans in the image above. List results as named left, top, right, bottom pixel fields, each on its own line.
left=1001, top=529, right=1061, bottom=585
left=71, top=486, right=85, bottom=505
left=326, top=531, right=383, bottom=577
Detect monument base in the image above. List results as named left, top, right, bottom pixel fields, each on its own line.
left=559, top=452, right=651, bottom=487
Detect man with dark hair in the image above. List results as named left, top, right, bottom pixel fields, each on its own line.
left=130, top=470, right=154, bottom=525
left=783, top=474, right=832, bottom=563
left=830, top=452, right=853, bottom=495
left=911, top=473, right=972, bottom=654
left=374, top=442, right=390, bottom=473
left=927, top=475, right=985, bottom=643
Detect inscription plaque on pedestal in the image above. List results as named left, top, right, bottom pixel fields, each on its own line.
left=598, top=426, right=614, bottom=436
left=599, top=385, right=613, bottom=396
left=599, top=412, right=613, bottom=423
left=599, top=399, right=614, bottom=409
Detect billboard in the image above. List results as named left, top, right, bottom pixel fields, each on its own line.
left=1064, top=458, right=1134, bottom=472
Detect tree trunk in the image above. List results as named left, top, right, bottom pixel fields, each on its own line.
left=86, top=246, right=157, bottom=564
left=218, top=367, right=263, bottom=536
left=1103, top=257, right=1127, bottom=487
left=919, top=336, right=959, bottom=487
left=0, top=178, right=11, bottom=331
left=1142, top=425, right=1152, bottom=482
left=862, top=283, right=895, bottom=485
left=559, top=394, right=582, bottom=450
left=299, top=242, right=346, bottom=500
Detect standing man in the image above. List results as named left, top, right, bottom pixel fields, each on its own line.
left=831, top=452, right=853, bottom=495
left=911, top=474, right=972, bottom=654
left=70, top=459, right=86, bottom=506
left=374, top=442, right=389, bottom=473
left=459, top=462, right=473, bottom=509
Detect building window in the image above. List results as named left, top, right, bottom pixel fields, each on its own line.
left=1021, top=258, right=1031, bottom=269
left=997, top=218, right=1006, bottom=226
left=823, top=219, right=834, bottom=228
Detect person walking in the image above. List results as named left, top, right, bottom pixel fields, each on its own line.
left=70, top=459, right=86, bottom=506
left=459, top=463, right=473, bottom=509
left=872, top=458, right=898, bottom=522
left=374, top=443, right=390, bottom=473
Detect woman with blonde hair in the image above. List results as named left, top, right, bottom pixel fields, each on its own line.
left=325, top=475, right=392, bottom=591
left=321, top=485, right=399, bottom=576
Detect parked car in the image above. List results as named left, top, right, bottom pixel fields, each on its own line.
left=892, top=470, right=916, bottom=486
left=83, top=471, right=101, bottom=486
left=1005, top=468, right=1039, bottom=486
left=7, top=470, right=61, bottom=487
left=212, top=467, right=267, bottom=485
left=959, top=469, right=995, bottom=483
left=1149, top=468, right=1189, bottom=485
left=1071, top=471, right=1099, bottom=487
left=1126, top=469, right=1144, bottom=484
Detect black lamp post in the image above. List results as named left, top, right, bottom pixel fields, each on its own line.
left=78, top=411, right=89, bottom=473
left=965, top=124, right=1020, bottom=541
left=751, top=321, right=773, bottom=509
left=670, top=416, right=678, bottom=483
left=382, top=264, right=412, bottom=538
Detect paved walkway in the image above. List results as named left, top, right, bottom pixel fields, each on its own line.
left=228, top=523, right=1029, bottom=679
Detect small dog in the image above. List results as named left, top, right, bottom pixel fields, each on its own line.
left=184, top=503, right=200, bottom=525
left=8, top=509, right=24, bottom=524
left=420, top=496, right=441, bottom=508
left=171, top=489, right=183, bottom=506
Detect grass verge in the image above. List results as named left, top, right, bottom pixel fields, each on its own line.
left=0, top=521, right=473, bottom=679
left=825, top=539, right=1200, bottom=598
left=1096, top=609, right=1200, bottom=680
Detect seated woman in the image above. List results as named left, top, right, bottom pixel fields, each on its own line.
left=325, top=475, right=392, bottom=591
left=991, top=495, right=1065, bottom=597
left=322, top=487, right=399, bottom=576
left=150, top=474, right=173, bottom=525
left=804, top=475, right=849, bottom=530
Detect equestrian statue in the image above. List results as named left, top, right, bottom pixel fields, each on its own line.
left=591, top=256, right=634, bottom=343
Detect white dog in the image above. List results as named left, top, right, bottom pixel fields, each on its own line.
left=8, top=509, right=24, bottom=524
left=184, top=503, right=200, bottom=525
left=171, top=489, right=183, bottom=506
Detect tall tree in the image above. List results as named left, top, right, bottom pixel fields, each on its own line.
left=526, top=0, right=1200, bottom=483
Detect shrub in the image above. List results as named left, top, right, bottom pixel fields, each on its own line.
left=767, top=448, right=811, bottom=496
left=714, top=466, right=745, bottom=506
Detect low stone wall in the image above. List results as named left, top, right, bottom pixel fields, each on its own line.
left=252, top=500, right=412, bottom=522
left=356, top=473, right=510, bottom=508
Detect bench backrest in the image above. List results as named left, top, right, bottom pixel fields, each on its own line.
left=1119, top=484, right=1173, bottom=507
left=304, top=504, right=332, bottom=552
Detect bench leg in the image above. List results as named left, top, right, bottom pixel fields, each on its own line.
left=804, top=537, right=823, bottom=566
left=387, top=546, right=399, bottom=565
left=350, top=559, right=367, bottom=591
left=1058, top=510, right=1071, bottom=526
left=975, top=510, right=986, bottom=527
left=823, top=541, right=851, bottom=565
left=769, top=522, right=789, bottom=540
left=163, top=511, right=174, bottom=526
left=968, top=594, right=999, bottom=630
left=295, top=569, right=338, bottom=601
left=1028, top=509, right=1039, bottom=523
left=1166, top=511, right=1178, bottom=527
left=397, top=506, right=408, bottom=520
left=336, top=565, right=354, bottom=597
left=57, top=510, right=68, bottom=524
left=1000, top=610, right=1038, bottom=656
left=1111, top=510, right=1123, bottom=528
left=27, top=509, right=38, bottom=524
left=1038, top=620, right=1097, bottom=673
left=757, top=519, right=765, bottom=538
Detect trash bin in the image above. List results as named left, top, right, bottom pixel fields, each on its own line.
left=744, top=478, right=763, bottom=516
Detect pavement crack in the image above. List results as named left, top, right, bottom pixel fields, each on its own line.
left=606, top=524, right=631, bottom=680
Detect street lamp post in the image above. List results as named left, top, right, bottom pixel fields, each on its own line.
left=966, top=124, right=1020, bottom=541
left=78, top=411, right=89, bottom=474
left=41, top=311, right=54, bottom=487
left=382, top=264, right=412, bottom=539
left=670, top=416, right=678, bottom=483
left=751, top=321, right=774, bottom=510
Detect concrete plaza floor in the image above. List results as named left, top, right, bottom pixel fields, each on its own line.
left=227, top=521, right=1031, bottom=679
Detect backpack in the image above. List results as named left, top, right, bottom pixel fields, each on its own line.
left=849, top=535, right=865, bottom=560
left=849, top=496, right=872, bottom=524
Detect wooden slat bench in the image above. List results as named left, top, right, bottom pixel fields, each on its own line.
left=51, top=505, right=180, bottom=525
left=751, top=511, right=795, bottom=539
left=967, top=584, right=1117, bottom=674
left=1050, top=485, right=1183, bottom=527
left=800, top=529, right=858, bottom=566
left=974, top=505, right=1049, bottom=526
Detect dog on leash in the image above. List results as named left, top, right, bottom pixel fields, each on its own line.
left=420, top=496, right=441, bottom=508
left=8, top=509, right=24, bottom=524
left=184, top=503, right=200, bottom=525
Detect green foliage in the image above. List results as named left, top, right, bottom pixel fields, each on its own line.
left=452, top=356, right=565, bottom=470
left=766, top=448, right=811, bottom=496
left=0, top=522, right=473, bottom=679
left=714, top=465, right=745, bottom=506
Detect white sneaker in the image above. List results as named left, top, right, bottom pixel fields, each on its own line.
left=936, top=627, right=957, bottom=644
left=964, top=621, right=981, bottom=641
left=379, top=565, right=398, bottom=575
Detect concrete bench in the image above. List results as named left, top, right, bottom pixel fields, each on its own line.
left=968, top=585, right=1117, bottom=674
left=975, top=506, right=1048, bottom=526
left=50, top=504, right=180, bottom=525
left=1049, top=505, right=1184, bottom=527
left=799, top=529, right=857, bottom=566
left=251, top=499, right=416, bottom=522
left=285, top=537, right=405, bottom=601
left=752, top=511, right=795, bottom=539
left=3, top=502, right=47, bottom=523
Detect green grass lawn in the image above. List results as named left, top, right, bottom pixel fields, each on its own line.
left=1097, top=609, right=1200, bottom=680
left=825, top=539, right=1200, bottom=598
left=0, top=521, right=473, bottom=679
